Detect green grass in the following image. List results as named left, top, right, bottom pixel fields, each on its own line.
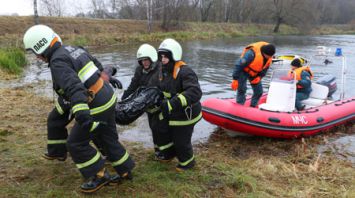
left=0, top=47, right=27, bottom=75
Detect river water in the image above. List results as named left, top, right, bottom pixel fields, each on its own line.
left=4, top=35, right=354, bottom=162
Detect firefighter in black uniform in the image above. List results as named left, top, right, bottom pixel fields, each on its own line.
left=23, top=25, right=135, bottom=193
left=121, top=43, right=159, bottom=99
left=121, top=43, right=162, bottom=156
left=156, top=38, right=202, bottom=171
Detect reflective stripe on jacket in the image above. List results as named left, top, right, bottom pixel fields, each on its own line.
left=49, top=45, right=113, bottom=112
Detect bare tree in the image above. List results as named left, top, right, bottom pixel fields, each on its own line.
left=33, top=0, right=40, bottom=24
left=40, top=0, right=65, bottom=17
left=146, top=0, right=153, bottom=32
left=272, top=0, right=284, bottom=33
left=200, top=0, right=213, bottom=22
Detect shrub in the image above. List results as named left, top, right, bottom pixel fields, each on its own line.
left=0, top=48, right=27, bottom=75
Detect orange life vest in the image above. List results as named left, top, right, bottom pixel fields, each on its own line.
left=288, top=66, right=313, bottom=88
left=241, top=41, right=273, bottom=77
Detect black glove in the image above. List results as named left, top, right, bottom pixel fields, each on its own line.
left=75, top=109, right=93, bottom=131
left=109, top=77, right=123, bottom=89
left=160, top=97, right=181, bottom=119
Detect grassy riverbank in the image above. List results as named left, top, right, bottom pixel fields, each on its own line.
left=0, top=16, right=294, bottom=48
left=0, top=86, right=354, bottom=197
left=1, top=16, right=355, bottom=48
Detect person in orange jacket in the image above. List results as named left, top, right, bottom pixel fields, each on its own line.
left=231, top=42, right=276, bottom=107
left=289, top=58, right=313, bottom=110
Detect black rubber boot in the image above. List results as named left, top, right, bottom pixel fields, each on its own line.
left=175, top=159, right=196, bottom=172
left=80, top=169, right=111, bottom=193
left=110, top=171, right=133, bottom=184
left=42, top=153, right=67, bottom=161
left=154, top=152, right=175, bottom=163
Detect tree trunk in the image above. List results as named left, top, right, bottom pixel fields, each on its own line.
left=33, top=0, right=40, bottom=24
left=273, top=17, right=282, bottom=33
left=146, top=0, right=153, bottom=32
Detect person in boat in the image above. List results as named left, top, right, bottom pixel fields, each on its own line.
left=156, top=38, right=202, bottom=172
left=289, top=58, right=313, bottom=111
left=23, top=25, right=135, bottom=193
left=231, top=41, right=276, bottom=107
left=121, top=43, right=162, bottom=157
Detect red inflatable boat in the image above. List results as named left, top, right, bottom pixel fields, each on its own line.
left=202, top=96, right=355, bottom=138
left=202, top=70, right=354, bottom=138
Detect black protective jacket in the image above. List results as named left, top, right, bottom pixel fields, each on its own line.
left=47, top=45, right=108, bottom=108
left=158, top=61, right=202, bottom=126
left=121, top=62, right=159, bottom=100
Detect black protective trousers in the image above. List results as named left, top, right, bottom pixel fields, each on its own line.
left=147, top=112, right=161, bottom=152
left=47, top=87, right=134, bottom=178
left=154, top=117, right=195, bottom=166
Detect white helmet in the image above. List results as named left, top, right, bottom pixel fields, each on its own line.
left=158, top=38, right=182, bottom=61
left=23, top=24, right=62, bottom=55
left=137, top=44, right=158, bottom=62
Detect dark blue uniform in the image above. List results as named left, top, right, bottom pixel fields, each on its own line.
left=295, top=70, right=312, bottom=110
left=47, top=45, right=134, bottom=178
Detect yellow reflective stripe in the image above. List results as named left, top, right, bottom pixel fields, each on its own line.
left=76, top=151, right=100, bottom=169
left=55, top=100, right=64, bottom=115
left=159, top=113, right=163, bottom=120
left=90, top=94, right=117, bottom=115
left=179, top=155, right=194, bottom=166
left=90, top=122, right=100, bottom=132
left=169, top=112, right=202, bottom=126
left=78, top=61, right=98, bottom=83
left=177, top=94, right=187, bottom=107
left=47, top=139, right=66, bottom=144
left=158, top=142, right=174, bottom=151
left=112, top=151, right=129, bottom=167
left=146, top=106, right=160, bottom=113
left=163, top=92, right=171, bottom=98
left=72, top=103, right=89, bottom=114
left=167, top=100, right=172, bottom=112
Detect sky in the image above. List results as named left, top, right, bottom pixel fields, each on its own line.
left=0, top=0, right=91, bottom=16
left=0, top=0, right=34, bottom=16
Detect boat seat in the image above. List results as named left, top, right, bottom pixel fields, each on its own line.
left=259, top=81, right=296, bottom=112
left=301, top=83, right=329, bottom=107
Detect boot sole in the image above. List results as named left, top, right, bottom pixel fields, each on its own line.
left=42, top=154, right=66, bottom=161
left=80, top=180, right=110, bottom=193
left=154, top=157, right=174, bottom=163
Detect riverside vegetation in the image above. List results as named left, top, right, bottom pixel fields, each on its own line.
left=0, top=16, right=354, bottom=197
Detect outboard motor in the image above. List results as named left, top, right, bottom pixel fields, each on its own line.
left=316, top=74, right=337, bottom=98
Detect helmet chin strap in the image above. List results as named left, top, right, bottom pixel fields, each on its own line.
left=41, top=40, right=62, bottom=60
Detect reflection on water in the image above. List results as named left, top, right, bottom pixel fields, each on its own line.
left=3, top=35, right=354, bottom=154
left=318, top=134, right=355, bottom=164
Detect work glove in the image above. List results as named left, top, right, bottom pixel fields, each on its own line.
left=160, top=97, right=181, bottom=119
left=109, top=76, right=123, bottom=89
left=250, top=76, right=261, bottom=85
left=75, top=109, right=94, bottom=132
left=230, top=80, right=239, bottom=91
